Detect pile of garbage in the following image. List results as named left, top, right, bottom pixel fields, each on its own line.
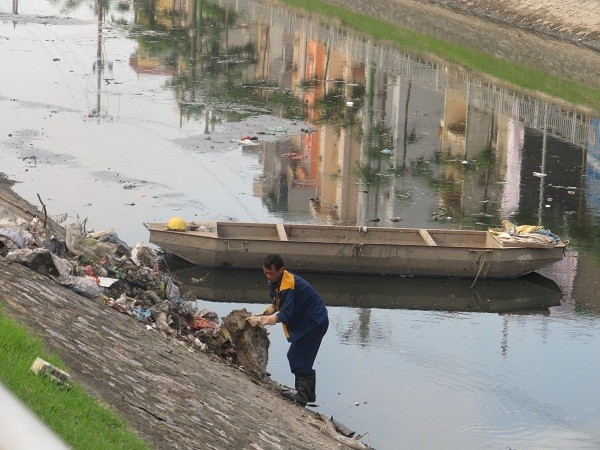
left=0, top=217, right=237, bottom=363
left=1, top=215, right=373, bottom=447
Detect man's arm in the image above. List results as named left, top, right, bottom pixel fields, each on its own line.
left=246, top=312, right=279, bottom=327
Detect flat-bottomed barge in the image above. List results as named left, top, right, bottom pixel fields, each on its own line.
left=146, top=221, right=565, bottom=279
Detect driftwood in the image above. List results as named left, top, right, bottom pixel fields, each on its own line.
left=309, top=413, right=371, bottom=449
left=36, top=194, right=48, bottom=229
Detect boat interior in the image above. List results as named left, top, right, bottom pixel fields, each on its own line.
left=211, top=222, right=493, bottom=248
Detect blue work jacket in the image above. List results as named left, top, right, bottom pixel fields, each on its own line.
left=269, top=270, right=328, bottom=342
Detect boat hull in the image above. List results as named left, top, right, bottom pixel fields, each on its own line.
left=147, top=221, right=565, bottom=279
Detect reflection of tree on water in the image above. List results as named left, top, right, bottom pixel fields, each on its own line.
left=472, top=145, right=498, bottom=225
left=353, top=120, right=395, bottom=223
left=336, top=308, right=391, bottom=348
left=401, top=131, right=500, bottom=227
left=401, top=80, right=412, bottom=170
left=51, top=0, right=119, bottom=120
left=131, top=0, right=305, bottom=124
left=90, top=0, right=114, bottom=121
left=355, top=124, right=394, bottom=187
left=314, top=82, right=363, bottom=130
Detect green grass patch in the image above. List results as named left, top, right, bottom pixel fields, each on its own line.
left=0, top=305, right=148, bottom=450
left=277, top=0, right=600, bottom=112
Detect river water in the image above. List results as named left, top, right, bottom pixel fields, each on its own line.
left=1, top=0, right=600, bottom=448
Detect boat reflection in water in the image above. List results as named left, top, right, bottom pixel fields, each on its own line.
left=171, top=267, right=563, bottom=314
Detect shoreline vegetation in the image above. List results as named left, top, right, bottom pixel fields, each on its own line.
left=0, top=306, right=149, bottom=449
left=275, top=0, right=600, bottom=113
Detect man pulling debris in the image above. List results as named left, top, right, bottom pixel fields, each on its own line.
left=246, top=254, right=328, bottom=406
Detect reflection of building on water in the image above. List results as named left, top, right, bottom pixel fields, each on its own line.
left=130, top=0, right=597, bottom=231
left=586, top=119, right=600, bottom=213
left=438, top=81, right=592, bottom=225
left=232, top=0, right=596, bottom=227
left=251, top=140, right=318, bottom=213
left=501, top=106, right=525, bottom=216
left=249, top=16, right=367, bottom=222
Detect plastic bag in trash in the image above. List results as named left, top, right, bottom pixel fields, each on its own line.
left=130, top=243, right=157, bottom=268
left=0, top=227, right=35, bottom=250
left=60, top=275, right=103, bottom=299
left=4, top=248, right=57, bottom=276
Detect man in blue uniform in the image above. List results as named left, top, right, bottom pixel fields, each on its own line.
left=246, top=254, right=329, bottom=406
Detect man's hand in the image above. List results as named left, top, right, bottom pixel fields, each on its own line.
left=246, top=315, right=263, bottom=327
left=246, top=313, right=278, bottom=327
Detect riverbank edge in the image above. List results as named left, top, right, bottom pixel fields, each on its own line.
left=321, top=0, right=600, bottom=56
left=425, top=0, right=600, bottom=52
left=0, top=175, right=354, bottom=449
left=271, top=0, right=600, bottom=112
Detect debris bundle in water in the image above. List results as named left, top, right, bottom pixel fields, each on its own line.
left=223, top=309, right=269, bottom=380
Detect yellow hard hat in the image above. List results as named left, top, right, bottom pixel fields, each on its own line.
left=166, top=216, right=187, bottom=231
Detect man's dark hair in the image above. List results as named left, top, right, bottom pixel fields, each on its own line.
left=264, top=254, right=284, bottom=270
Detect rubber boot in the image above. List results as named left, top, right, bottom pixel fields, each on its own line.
left=307, top=370, right=316, bottom=403
left=282, top=374, right=311, bottom=406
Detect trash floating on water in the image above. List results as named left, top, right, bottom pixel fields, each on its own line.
left=264, top=126, right=287, bottom=133
left=223, top=309, right=270, bottom=380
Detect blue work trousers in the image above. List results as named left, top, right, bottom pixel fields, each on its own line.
left=287, top=318, right=329, bottom=377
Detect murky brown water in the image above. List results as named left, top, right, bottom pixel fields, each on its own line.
left=2, top=0, right=600, bottom=448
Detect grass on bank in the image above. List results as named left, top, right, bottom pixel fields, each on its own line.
left=0, top=306, right=148, bottom=450
left=278, top=0, right=600, bottom=113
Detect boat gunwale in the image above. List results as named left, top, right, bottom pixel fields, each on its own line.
left=146, top=222, right=565, bottom=251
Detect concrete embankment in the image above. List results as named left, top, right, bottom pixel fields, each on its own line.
left=319, top=0, right=600, bottom=88
left=0, top=179, right=351, bottom=449
left=0, top=261, right=345, bottom=449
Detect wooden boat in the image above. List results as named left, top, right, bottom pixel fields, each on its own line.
left=145, top=220, right=566, bottom=279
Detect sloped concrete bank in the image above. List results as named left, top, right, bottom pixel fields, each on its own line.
left=0, top=261, right=346, bottom=449
left=318, top=0, right=600, bottom=89
left=428, top=0, right=600, bottom=48
left=0, top=179, right=355, bottom=449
